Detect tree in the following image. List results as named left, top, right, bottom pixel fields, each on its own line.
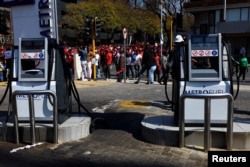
left=61, top=0, right=159, bottom=43
left=142, top=0, right=194, bottom=44
left=0, top=10, right=9, bottom=35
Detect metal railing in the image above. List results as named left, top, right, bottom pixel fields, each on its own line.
left=12, top=90, right=58, bottom=144
left=179, top=93, right=233, bottom=152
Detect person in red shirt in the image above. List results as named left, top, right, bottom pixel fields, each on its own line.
left=154, top=50, right=162, bottom=83
left=65, top=48, right=74, bottom=80
left=104, top=48, right=113, bottom=80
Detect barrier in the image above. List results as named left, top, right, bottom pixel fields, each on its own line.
left=12, top=90, right=58, bottom=144
left=179, top=93, right=233, bottom=152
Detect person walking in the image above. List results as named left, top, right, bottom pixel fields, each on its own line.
left=239, top=53, right=248, bottom=82
left=134, top=43, right=156, bottom=84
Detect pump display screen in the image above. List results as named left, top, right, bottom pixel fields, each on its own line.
left=191, top=36, right=218, bottom=43
left=21, top=40, right=45, bottom=51
left=191, top=36, right=218, bottom=50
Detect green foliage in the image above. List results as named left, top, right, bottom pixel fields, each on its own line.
left=0, top=10, right=9, bottom=35
left=61, top=0, right=160, bottom=36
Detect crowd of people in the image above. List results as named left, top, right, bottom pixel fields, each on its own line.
left=64, top=42, right=170, bottom=85
left=0, top=47, right=11, bottom=82
left=0, top=36, right=248, bottom=85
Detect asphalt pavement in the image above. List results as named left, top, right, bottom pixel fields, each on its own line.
left=0, top=71, right=250, bottom=167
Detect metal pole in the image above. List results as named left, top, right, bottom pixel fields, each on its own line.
left=28, top=94, right=36, bottom=145
left=170, top=16, right=173, bottom=50
left=12, top=94, right=19, bottom=144
left=227, top=96, right=233, bottom=150
left=160, top=1, right=163, bottom=59
left=123, top=28, right=127, bottom=83
left=124, top=39, right=126, bottom=83
left=204, top=98, right=211, bottom=152
left=12, top=90, right=58, bottom=144
left=179, top=96, right=184, bottom=148
left=223, top=0, right=227, bottom=21
left=92, top=17, right=96, bottom=81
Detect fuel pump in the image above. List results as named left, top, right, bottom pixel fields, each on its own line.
left=11, top=38, right=71, bottom=122
left=166, top=33, right=239, bottom=125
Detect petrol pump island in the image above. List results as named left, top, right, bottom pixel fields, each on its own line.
left=141, top=33, right=250, bottom=151
left=0, top=1, right=250, bottom=151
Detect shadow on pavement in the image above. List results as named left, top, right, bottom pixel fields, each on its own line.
left=90, top=112, right=146, bottom=142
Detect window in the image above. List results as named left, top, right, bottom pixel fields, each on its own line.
left=241, top=8, right=249, bottom=21
left=227, top=9, right=240, bottom=21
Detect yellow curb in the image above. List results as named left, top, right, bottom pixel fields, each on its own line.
left=0, top=81, right=7, bottom=86
left=120, top=100, right=152, bottom=109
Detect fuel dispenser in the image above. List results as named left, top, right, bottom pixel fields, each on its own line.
left=11, top=38, right=72, bottom=122
left=170, top=33, right=237, bottom=125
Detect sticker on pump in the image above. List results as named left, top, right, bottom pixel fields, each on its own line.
left=39, top=52, right=44, bottom=58
left=192, top=50, right=218, bottom=57
left=211, top=50, right=218, bottom=56
left=21, top=52, right=44, bottom=59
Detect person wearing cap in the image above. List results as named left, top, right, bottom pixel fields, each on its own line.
left=166, top=35, right=184, bottom=73
left=174, top=35, right=184, bottom=43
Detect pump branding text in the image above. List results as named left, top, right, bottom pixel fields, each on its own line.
left=38, top=0, right=52, bottom=38
left=184, top=89, right=224, bottom=94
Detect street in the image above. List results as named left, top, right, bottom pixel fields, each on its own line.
left=0, top=73, right=250, bottom=166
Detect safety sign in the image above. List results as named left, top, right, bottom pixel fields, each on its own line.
left=191, top=50, right=218, bottom=57
left=21, top=52, right=44, bottom=59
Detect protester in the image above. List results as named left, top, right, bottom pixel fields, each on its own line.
left=65, top=48, right=74, bottom=80
left=78, top=46, right=88, bottom=80
left=95, top=49, right=101, bottom=79
left=133, top=49, right=142, bottom=79
left=158, top=50, right=168, bottom=84
left=0, top=59, right=5, bottom=82
left=134, top=43, right=156, bottom=84
left=104, top=48, right=113, bottom=80
left=116, top=48, right=125, bottom=82
left=154, top=50, right=162, bottom=83
left=126, top=48, right=135, bottom=80
left=86, top=48, right=95, bottom=81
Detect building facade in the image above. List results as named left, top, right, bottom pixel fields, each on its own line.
left=184, top=0, right=250, bottom=58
